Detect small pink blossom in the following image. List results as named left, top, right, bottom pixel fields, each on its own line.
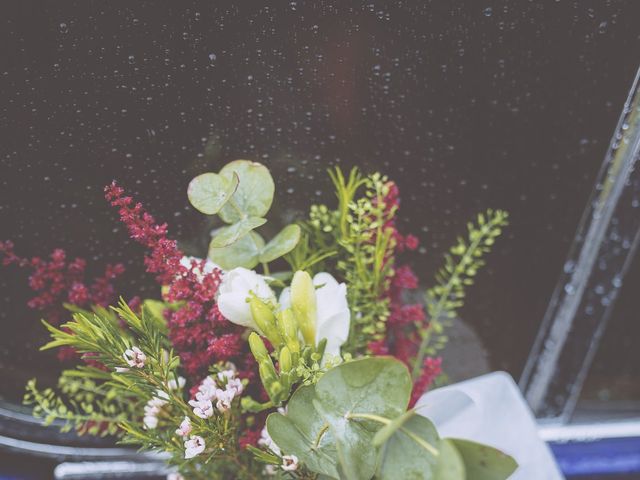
left=175, top=416, right=192, bottom=437
left=184, top=435, right=205, bottom=459
left=189, top=398, right=214, bottom=419
left=215, top=388, right=234, bottom=412
left=282, top=454, right=299, bottom=471
left=225, top=377, right=244, bottom=396
left=123, top=346, right=146, bottom=368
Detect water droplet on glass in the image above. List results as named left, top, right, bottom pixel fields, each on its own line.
left=483, top=7, right=493, bottom=17
left=59, top=23, right=68, bottom=33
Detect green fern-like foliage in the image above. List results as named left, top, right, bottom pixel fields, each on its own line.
left=411, top=209, right=509, bottom=379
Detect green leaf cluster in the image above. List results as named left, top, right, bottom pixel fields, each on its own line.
left=187, top=160, right=301, bottom=271
left=265, top=357, right=517, bottom=480
left=287, top=168, right=396, bottom=353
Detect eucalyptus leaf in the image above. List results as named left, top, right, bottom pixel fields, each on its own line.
left=218, top=160, right=275, bottom=223
left=448, top=438, right=517, bottom=480
left=208, top=231, right=264, bottom=270
left=434, top=439, right=466, bottom=480
left=187, top=172, right=238, bottom=215
left=312, top=357, right=413, bottom=480
left=210, top=217, right=266, bottom=248
left=377, top=414, right=440, bottom=480
left=266, top=385, right=340, bottom=479
left=259, top=224, right=302, bottom=263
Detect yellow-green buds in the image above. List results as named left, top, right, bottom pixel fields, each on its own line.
left=249, top=296, right=282, bottom=346
left=291, top=270, right=317, bottom=345
left=248, top=332, right=269, bottom=363
left=277, top=308, right=300, bottom=353
left=279, top=346, right=292, bottom=373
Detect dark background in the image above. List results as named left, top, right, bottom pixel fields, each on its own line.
left=1, top=1, right=639, bottom=410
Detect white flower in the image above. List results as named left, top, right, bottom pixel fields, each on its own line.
left=184, top=435, right=205, bottom=459
left=123, top=346, right=146, bottom=368
left=215, top=388, right=234, bottom=412
left=167, top=473, right=184, bottom=480
left=217, top=267, right=276, bottom=330
left=217, top=369, right=236, bottom=382
left=189, top=398, right=214, bottom=419
left=143, top=415, right=159, bottom=429
left=225, top=377, right=244, bottom=396
left=180, top=256, right=221, bottom=281
left=143, top=396, right=167, bottom=430
left=280, top=272, right=350, bottom=357
left=259, top=426, right=281, bottom=456
left=195, top=376, right=218, bottom=402
left=281, top=454, right=299, bottom=471
left=176, top=416, right=192, bottom=437
left=167, top=376, right=186, bottom=390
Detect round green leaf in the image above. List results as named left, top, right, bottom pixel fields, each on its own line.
left=259, top=224, right=301, bottom=263
left=187, top=172, right=238, bottom=215
left=266, top=385, right=340, bottom=479
left=377, top=414, right=440, bottom=480
left=218, top=160, right=275, bottom=223
left=210, top=217, right=267, bottom=248
left=447, top=438, right=517, bottom=480
left=312, top=357, right=413, bottom=480
left=434, top=439, right=466, bottom=480
left=208, top=231, right=264, bottom=270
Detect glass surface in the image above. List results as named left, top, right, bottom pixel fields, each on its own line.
left=2, top=2, right=640, bottom=408
left=575, top=252, right=640, bottom=421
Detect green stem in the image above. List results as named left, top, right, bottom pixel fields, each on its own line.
left=410, top=224, right=490, bottom=381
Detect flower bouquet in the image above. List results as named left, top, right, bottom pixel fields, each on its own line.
left=2, top=160, right=514, bottom=479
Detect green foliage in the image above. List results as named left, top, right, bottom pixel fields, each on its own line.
left=29, top=299, right=264, bottom=479
left=24, top=371, right=134, bottom=437
left=188, top=159, right=300, bottom=271
left=265, top=357, right=517, bottom=480
left=411, top=209, right=509, bottom=379
left=287, top=168, right=396, bottom=354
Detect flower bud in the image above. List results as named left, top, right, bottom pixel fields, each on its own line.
left=277, top=309, right=300, bottom=353
left=290, top=271, right=317, bottom=346
left=258, top=359, right=278, bottom=386
left=249, top=296, right=282, bottom=346
left=248, top=332, right=269, bottom=363
left=279, top=346, right=292, bottom=373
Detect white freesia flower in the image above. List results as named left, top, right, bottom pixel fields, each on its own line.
left=281, top=454, right=299, bottom=472
left=280, top=272, right=350, bottom=357
left=123, top=346, right=146, bottom=368
left=217, top=267, right=276, bottom=330
left=184, top=435, right=205, bottom=459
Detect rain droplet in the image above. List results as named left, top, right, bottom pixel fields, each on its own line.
left=483, top=7, right=493, bottom=17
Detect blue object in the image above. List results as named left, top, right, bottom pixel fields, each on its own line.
left=550, top=437, right=640, bottom=477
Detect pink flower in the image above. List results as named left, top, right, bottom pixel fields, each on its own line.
left=184, top=435, right=205, bottom=459
left=189, top=399, right=214, bottom=419
left=282, top=455, right=299, bottom=471
left=123, top=346, right=146, bottom=368
left=175, top=416, right=192, bottom=437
